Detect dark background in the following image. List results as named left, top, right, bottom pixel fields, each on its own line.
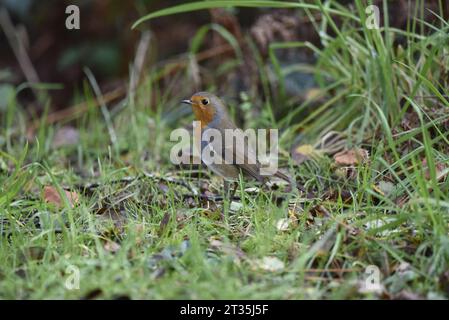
left=0, top=0, right=447, bottom=112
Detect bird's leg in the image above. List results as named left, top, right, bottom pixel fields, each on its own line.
left=224, top=180, right=230, bottom=215
left=224, top=179, right=230, bottom=199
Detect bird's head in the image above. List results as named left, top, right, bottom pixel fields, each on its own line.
left=182, top=92, right=226, bottom=128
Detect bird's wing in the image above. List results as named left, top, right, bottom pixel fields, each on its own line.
left=213, top=118, right=264, bottom=182
left=203, top=120, right=295, bottom=185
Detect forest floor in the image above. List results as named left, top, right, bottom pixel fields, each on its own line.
left=1, top=1, right=449, bottom=299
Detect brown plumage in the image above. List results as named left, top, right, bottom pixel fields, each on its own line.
left=182, top=92, right=293, bottom=188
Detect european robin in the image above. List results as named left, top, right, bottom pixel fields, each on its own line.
left=182, top=92, right=293, bottom=197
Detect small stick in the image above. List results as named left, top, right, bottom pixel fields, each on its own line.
left=0, top=8, right=46, bottom=103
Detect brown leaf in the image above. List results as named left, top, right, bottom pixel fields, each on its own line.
left=292, top=144, right=320, bottom=165
left=422, top=159, right=447, bottom=181
left=104, top=240, right=121, bottom=253
left=43, top=186, right=79, bottom=208
left=159, top=212, right=171, bottom=235
left=334, top=148, right=369, bottom=166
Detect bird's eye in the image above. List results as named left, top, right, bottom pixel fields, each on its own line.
left=201, top=98, right=209, bottom=105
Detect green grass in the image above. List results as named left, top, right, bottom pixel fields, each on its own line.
left=1, top=0, right=449, bottom=299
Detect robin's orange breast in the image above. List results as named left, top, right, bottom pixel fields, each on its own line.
left=192, top=105, right=215, bottom=128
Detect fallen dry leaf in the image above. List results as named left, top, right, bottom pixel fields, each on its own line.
left=43, top=186, right=79, bottom=208
left=292, top=144, right=320, bottom=165
left=422, top=159, right=447, bottom=181
left=159, top=212, right=171, bottom=235
left=104, top=240, right=121, bottom=253
left=334, top=148, right=369, bottom=166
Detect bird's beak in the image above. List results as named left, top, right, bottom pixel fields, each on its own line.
left=181, top=99, right=192, bottom=105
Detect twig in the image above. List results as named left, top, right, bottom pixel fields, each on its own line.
left=304, top=268, right=360, bottom=273
left=72, top=172, right=200, bottom=197
left=28, top=86, right=125, bottom=132
left=129, top=31, right=152, bottom=96
left=0, top=8, right=46, bottom=103
left=142, top=171, right=199, bottom=196
left=27, top=43, right=234, bottom=132
left=181, top=194, right=242, bottom=202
